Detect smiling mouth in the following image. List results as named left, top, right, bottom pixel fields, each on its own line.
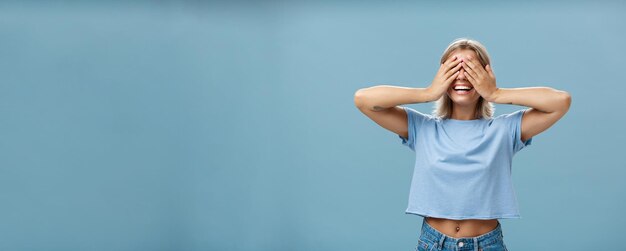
left=452, top=86, right=474, bottom=94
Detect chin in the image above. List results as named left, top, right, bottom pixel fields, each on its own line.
left=448, top=93, right=480, bottom=105
left=453, top=100, right=477, bottom=106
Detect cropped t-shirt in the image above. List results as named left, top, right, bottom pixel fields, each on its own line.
left=398, top=107, right=533, bottom=219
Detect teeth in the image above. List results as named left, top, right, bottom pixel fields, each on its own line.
left=454, top=86, right=472, bottom=90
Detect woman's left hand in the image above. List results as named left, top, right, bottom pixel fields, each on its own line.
left=461, top=56, right=499, bottom=102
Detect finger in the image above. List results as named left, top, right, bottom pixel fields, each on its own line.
left=464, top=56, right=487, bottom=76
left=444, top=61, right=463, bottom=79
left=445, top=70, right=461, bottom=84
left=485, top=64, right=495, bottom=78
left=444, top=55, right=458, bottom=65
left=443, top=56, right=460, bottom=70
left=463, top=71, right=477, bottom=85
left=462, top=57, right=480, bottom=72
left=440, top=56, right=457, bottom=72
left=462, top=62, right=480, bottom=80
left=437, top=56, right=457, bottom=75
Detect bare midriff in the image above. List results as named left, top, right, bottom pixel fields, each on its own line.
left=425, top=217, right=499, bottom=238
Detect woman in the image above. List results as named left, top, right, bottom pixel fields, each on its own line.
left=353, top=38, right=571, bottom=251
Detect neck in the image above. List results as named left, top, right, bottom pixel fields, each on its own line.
left=450, top=104, right=478, bottom=120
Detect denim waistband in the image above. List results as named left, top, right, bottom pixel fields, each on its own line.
left=420, top=218, right=503, bottom=250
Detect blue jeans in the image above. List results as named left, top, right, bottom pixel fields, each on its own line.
left=415, top=218, right=509, bottom=251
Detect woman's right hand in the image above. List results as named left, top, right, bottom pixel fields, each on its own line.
left=426, top=55, right=463, bottom=101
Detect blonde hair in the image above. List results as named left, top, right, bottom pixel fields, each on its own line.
left=432, top=38, right=495, bottom=119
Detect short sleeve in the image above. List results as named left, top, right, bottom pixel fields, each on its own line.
left=508, top=109, right=533, bottom=153
left=398, top=106, right=429, bottom=151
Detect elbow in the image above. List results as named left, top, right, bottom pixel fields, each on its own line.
left=557, top=90, right=572, bottom=113
left=354, top=88, right=367, bottom=109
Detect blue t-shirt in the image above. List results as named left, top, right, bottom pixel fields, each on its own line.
left=398, top=106, right=533, bottom=219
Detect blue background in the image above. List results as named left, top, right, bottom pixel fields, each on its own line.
left=1, top=1, right=624, bottom=250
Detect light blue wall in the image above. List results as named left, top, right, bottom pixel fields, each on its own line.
left=1, top=1, right=624, bottom=250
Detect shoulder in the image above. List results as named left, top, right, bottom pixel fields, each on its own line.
left=487, top=110, right=528, bottom=131
left=402, top=106, right=437, bottom=122
left=492, top=109, right=526, bottom=122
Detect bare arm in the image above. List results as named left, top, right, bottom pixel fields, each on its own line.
left=355, top=54, right=462, bottom=111
left=353, top=86, right=436, bottom=139
left=354, top=55, right=463, bottom=111
left=488, top=87, right=571, bottom=113
left=488, top=87, right=572, bottom=142
left=353, top=85, right=436, bottom=111
left=354, top=56, right=462, bottom=139
left=461, top=54, right=572, bottom=143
